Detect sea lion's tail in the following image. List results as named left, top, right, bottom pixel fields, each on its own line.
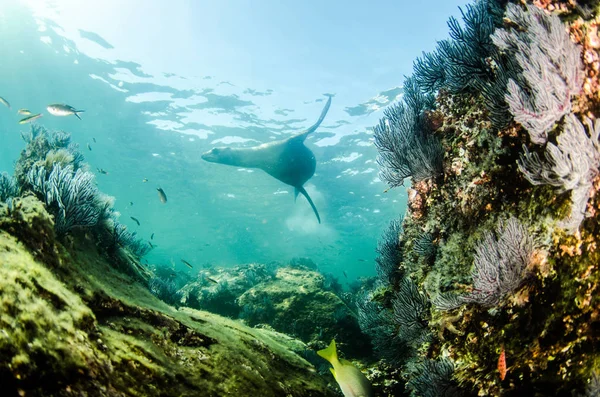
left=304, top=96, right=332, bottom=135
left=295, top=186, right=321, bottom=224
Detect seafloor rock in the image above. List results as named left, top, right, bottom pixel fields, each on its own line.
left=181, top=264, right=370, bottom=359
left=0, top=196, right=335, bottom=397
left=237, top=267, right=370, bottom=358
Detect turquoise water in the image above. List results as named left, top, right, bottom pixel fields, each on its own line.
left=0, top=1, right=464, bottom=281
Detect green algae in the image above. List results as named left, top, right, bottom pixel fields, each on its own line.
left=0, top=196, right=335, bottom=396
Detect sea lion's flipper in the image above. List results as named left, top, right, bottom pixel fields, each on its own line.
left=296, top=185, right=321, bottom=224
left=292, top=96, right=332, bottom=143
left=294, top=188, right=300, bottom=202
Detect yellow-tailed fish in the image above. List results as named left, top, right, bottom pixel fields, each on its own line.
left=317, top=340, right=373, bottom=397
left=0, top=96, right=10, bottom=109
left=47, top=103, right=85, bottom=120
left=181, top=259, right=193, bottom=269
left=157, top=187, right=167, bottom=204
left=130, top=216, right=140, bottom=226
left=17, top=109, right=31, bottom=115
left=19, top=113, right=43, bottom=124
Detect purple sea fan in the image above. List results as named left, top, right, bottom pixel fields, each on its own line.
left=461, top=217, right=534, bottom=308
left=518, top=114, right=600, bottom=232
left=491, top=3, right=583, bottom=145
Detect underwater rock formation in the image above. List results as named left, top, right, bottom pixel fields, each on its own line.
left=366, top=1, right=600, bottom=396
left=0, top=195, right=335, bottom=396
left=180, top=264, right=370, bottom=359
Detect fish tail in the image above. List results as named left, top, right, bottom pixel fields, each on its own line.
left=317, top=339, right=338, bottom=365
left=74, top=111, right=84, bottom=120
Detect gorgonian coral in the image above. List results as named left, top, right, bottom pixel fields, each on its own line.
left=491, top=3, right=583, bottom=144
left=518, top=114, right=600, bottom=232
left=374, top=77, right=443, bottom=187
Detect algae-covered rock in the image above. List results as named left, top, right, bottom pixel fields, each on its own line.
left=0, top=197, right=335, bottom=396
left=238, top=267, right=370, bottom=358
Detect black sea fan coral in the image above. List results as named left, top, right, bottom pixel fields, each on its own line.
left=27, top=163, right=109, bottom=235
left=357, top=293, right=408, bottom=365
left=414, top=0, right=513, bottom=127
left=518, top=114, right=600, bottom=232
left=149, top=276, right=183, bottom=308
left=113, top=221, right=153, bottom=258
left=375, top=218, right=404, bottom=284
left=0, top=172, right=18, bottom=203
left=374, top=77, right=443, bottom=188
left=392, top=277, right=431, bottom=348
left=491, top=3, right=583, bottom=145
left=406, top=358, right=459, bottom=397
left=461, top=216, right=533, bottom=308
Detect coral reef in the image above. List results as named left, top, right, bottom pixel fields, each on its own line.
left=365, top=1, right=600, bottom=396
left=0, top=195, right=335, bottom=396
left=11, top=126, right=152, bottom=263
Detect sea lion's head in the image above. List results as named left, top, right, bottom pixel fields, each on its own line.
left=201, top=147, right=236, bottom=166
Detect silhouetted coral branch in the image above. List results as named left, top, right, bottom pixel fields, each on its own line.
left=0, top=172, right=18, bottom=203
left=407, top=358, right=458, bottom=397
left=357, top=293, right=408, bottom=365
left=518, top=115, right=600, bottom=232
left=113, top=221, right=154, bottom=258
left=392, top=277, right=431, bottom=348
left=374, top=77, right=443, bottom=187
left=491, top=3, right=583, bottom=144
left=375, top=219, right=404, bottom=284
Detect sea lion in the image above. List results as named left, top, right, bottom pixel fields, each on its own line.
left=201, top=96, right=331, bottom=223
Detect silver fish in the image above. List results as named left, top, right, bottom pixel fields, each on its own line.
left=19, top=113, right=42, bottom=124
left=0, top=96, right=10, bottom=109
left=47, top=103, right=85, bottom=120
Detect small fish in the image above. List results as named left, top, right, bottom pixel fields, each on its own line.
left=204, top=243, right=210, bottom=246
left=92, top=137, right=97, bottom=143
left=17, top=109, right=31, bottom=115
left=169, top=272, right=177, bottom=278
left=157, top=187, right=167, bottom=204
left=150, top=232, right=154, bottom=240
left=130, top=216, right=140, bottom=226
left=0, top=96, right=10, bottom=109
left=343, top=271, right=348, bottom=279
left=206, top=276, right=219, bottom=284
left=129, top=201, right=134, bottom=206
left=47, top=103, right=85, bottom=120
left=142, top=178, right=149, bottom=183
left=181, top=259, right=193, bottom=269
left=358, top=259, right=366, bottom=262
left=148, top=241, right=154, bottom=248
left=498, top=346, right=507, bottom=381
left=131, top=231, right=137, bottom=237
left=19, top=113, right=42, bottom=124
left=87, top=143, right=92, bottom=151
left=97, top=168, right=108, bottom=175
left=317, top=340, right=373, bottom=397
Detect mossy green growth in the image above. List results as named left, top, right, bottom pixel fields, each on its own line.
left=0, top=197, right=336, bottom=396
